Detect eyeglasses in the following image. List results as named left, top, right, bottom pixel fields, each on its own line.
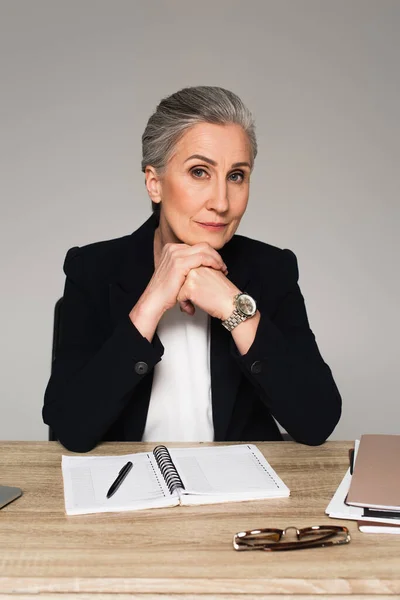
left=233, top=525, right=351, bottom=552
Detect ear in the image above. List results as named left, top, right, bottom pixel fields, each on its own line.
left=145, top=166, right=162, bottom=205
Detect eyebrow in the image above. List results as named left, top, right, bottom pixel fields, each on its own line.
left=184, top=154, right=251, bottom=169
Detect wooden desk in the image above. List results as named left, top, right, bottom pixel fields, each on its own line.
left=0, top=441, right=399, bottom=598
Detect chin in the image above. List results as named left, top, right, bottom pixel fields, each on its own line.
left=190, top=233, right=228, bottom=250
left=208, top=238, right=227, bottom=250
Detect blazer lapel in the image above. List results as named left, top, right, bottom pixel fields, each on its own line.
left=211, top=237, right=262, bottom=440
left=109, top=214, right=157, bottom=326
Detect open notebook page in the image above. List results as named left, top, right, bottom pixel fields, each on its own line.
left=169, top=444, right=290, bottom=504
left=62, top=452, right=178, bottom=515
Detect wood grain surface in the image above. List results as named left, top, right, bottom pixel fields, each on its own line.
left=0, top=441, right=399, bottom=598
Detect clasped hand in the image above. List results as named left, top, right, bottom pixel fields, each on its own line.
left=138, top=242, right=240, bottom=323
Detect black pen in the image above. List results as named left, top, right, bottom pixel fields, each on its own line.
left=106, top=461, right=133, bottom=499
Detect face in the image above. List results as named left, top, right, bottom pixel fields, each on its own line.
left=146, top=122, right=252, bottom=250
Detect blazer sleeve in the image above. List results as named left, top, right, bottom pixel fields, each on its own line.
left=42, top=248, right=164, bottom=452
left=232, top=249, right=342, bottom=445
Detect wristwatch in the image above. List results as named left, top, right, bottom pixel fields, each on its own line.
left=221, top=293, right=257, bottom=332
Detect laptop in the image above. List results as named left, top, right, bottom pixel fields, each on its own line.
left=0, top=485, right=22, bottom=509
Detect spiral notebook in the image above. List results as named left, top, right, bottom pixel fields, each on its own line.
left=62, top=444, right=290, bottom=515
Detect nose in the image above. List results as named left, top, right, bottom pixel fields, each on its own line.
left=206, top=178, right=229, bottom=213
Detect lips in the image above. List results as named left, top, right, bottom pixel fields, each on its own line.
left=196, top=222, right=227, bottom=228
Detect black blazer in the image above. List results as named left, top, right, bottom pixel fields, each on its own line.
left=43, top=214, right=341, bottom=452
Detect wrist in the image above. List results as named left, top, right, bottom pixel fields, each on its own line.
left=132, top=292, right=166, bottom=322
left=220, top=288, right=241, bottom=321
left=221, top=291, right=258, bottom=332
left=129, top=296, right=164, bottom=341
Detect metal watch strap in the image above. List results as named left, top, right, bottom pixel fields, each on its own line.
left=221, top=309, right=248, bottom=332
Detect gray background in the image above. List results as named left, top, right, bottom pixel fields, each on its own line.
left=0, top=0, right=399, bottom=442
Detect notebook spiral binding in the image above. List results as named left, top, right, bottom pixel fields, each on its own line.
left=153, top=445, right=185, bottom=494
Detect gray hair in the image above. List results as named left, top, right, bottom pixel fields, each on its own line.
left=141, top=86, right=257, bottom=212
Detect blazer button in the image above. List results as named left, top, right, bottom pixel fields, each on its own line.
left=250, top=361, right=262, bottom=374
left=134, top=361, right=149, bottom=375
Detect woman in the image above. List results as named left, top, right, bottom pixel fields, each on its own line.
left=43, top=86, right=341, bottom=452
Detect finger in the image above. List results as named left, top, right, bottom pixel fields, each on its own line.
left=188, top=244, right=228, bottom=272
left=168, top=243, right=228, bottom=273
left=179, top=300, right=195, bottom=316
left=182, top=252, right=228, bottom=275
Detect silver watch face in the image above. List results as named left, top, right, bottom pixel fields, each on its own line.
left=236, top=293, right=257, bottom=317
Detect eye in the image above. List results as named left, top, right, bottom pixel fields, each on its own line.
left=229, top=171, right=245, bottom=183
left=191, top=167, right=208, bottom=179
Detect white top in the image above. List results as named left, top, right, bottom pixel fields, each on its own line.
left=142, top=303, right=214, bottom=442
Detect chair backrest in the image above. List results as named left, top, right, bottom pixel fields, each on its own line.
left=48, top=298, right=63, bottom=441
left=51, top=298, right=63, bottom=363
